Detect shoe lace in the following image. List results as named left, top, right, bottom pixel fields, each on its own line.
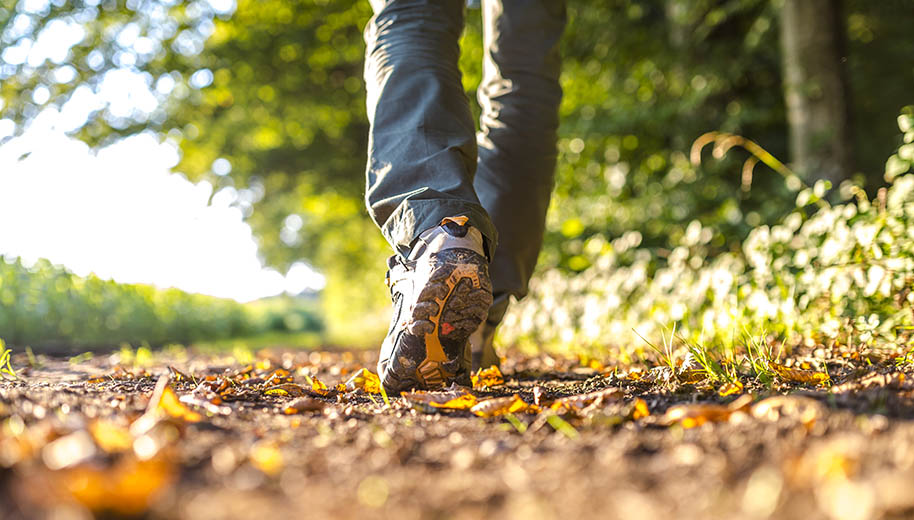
left=384, top=255, right=415, bottom=295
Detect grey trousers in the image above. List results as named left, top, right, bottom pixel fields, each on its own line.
left=364, top=0, right=565, bottom=327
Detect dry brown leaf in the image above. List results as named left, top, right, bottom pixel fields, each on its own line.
left=751, top=395, right=824, bottom=429
left=265, top=369, right=292, bottom=385
left=471, top=365, right=505, bottom=389
left=549, top=387, right=623, bottom=414
left=831, top=371, right=907, bottom=394
left=770, top=362, right=829, bottom=386
left=264, top=383, right=307, bottom=397
left=344, top=368, right=382, bottom=394
left=662, top=395, right=751, bottom=428
left=283, top=397, right=326, bottom=414
left=167, top=366, right=191, bottom=382
left=663, top=403, right=731, bottom=428
left=678, top=369, right=706, bottom=384
left=471, top=394, right=536, bottom=418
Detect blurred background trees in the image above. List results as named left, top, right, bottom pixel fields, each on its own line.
left=1, top=0, right=912, bottom=346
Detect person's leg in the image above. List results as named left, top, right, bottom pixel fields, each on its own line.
left=472, top=0, right=566, bottom=367
left=364, top=0, right=497, bottom=258
left=364, top=0, right=495, bottom=391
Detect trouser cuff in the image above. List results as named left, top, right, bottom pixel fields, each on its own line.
left=381, top=198, right=498, bottom=260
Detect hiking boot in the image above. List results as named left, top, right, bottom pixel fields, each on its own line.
left=378, top=216, right=493, bottom=393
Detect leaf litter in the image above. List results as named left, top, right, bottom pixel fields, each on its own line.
left=3, top=344, right=914, bottom=519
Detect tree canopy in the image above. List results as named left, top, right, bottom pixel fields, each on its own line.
left=2, top=0, right=912, bottom=336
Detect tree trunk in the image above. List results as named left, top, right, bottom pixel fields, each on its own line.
left=780, top=0, right=854, bottom=186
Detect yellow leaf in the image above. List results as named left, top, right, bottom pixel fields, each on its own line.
left=344, top=368, right=383, bottom=394
left=310, top=378, right=331, bottom=396
left=631, top=398, right=650, bottom=420
left=249, top=440, right=283, bottom=476
left=265, top=383, right=306, bottom=397
left=718, top=381, right=744, bottom=397
left=402, top=388, right=477, bottom=411
left=626, top=370, right=644, bottom=381
left=88, top=420, right=133, bottom=453
left=158, top=386, right=202, bottom=423
left=429, top=393, right=478, bottom=410
left=471, top=395, right=534, bottom=418
left=471, top=365, right=505, bottom=389
left=770, top=362, right=829, bottom=386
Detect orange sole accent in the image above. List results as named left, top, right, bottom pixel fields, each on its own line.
left=415, top=263, right=482, bottom=387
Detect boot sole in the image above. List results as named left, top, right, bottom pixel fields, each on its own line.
left=382, top=248, right=492, bottom=391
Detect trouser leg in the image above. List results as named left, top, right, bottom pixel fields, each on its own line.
left=364, top=0, right=498, bottom=258
left=475, top=0, right=566, bottom=326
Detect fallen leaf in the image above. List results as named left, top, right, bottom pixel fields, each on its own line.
left=751, top=395, right=824, bottom=429
left=663, top=403, right=731, bottom=428
left=283, top=397, right=326, bottom=414
left=157, top=386, right=202, bottom=423
left=471, top=365, right=505, bottom=389
left=631, top=398, right=651, bottom=420
left=402, top=387, right=478, bottom=412
left=831, top=371, right=906, bottom=393
left=89, top=420, right=133, bottom=453
left=718, top=381, right=744, bottom=397
left=678, top=369, right=706, bottom=384
left=471, top=395, right=536, bottom=418
left=430, top=393, right=478, bottom=411
left=265, top=369, right=292, bottom=385
left=310, top=377, right=332, bottom=396
left=626, top=370, right=645, bottom=381
left=549, top=387, right=623, bottom=414
left=60, top=456, right=175, bottom=515
left=770, top=362, right=829, bottom=386
left=265, top=383, right=307, bottom=397
left=344, top=368, right=382, bottom=394
left=249, top=440, right=283, bottom=476
left=662, top=394, right=751, bottom=428
left=168, top=366, right=191, bottom=382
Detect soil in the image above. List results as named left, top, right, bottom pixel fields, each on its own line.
left=2, top=345, right=914, bottom=520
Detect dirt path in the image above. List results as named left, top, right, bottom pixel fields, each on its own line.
left=2, top=347, right=914, bottom=520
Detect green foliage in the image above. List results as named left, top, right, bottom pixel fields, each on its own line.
left=2, top=1, right=913, bottom=345
left=501, top=111, right=914, bottom=355
left=0, top=256, right=323, bottom=348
